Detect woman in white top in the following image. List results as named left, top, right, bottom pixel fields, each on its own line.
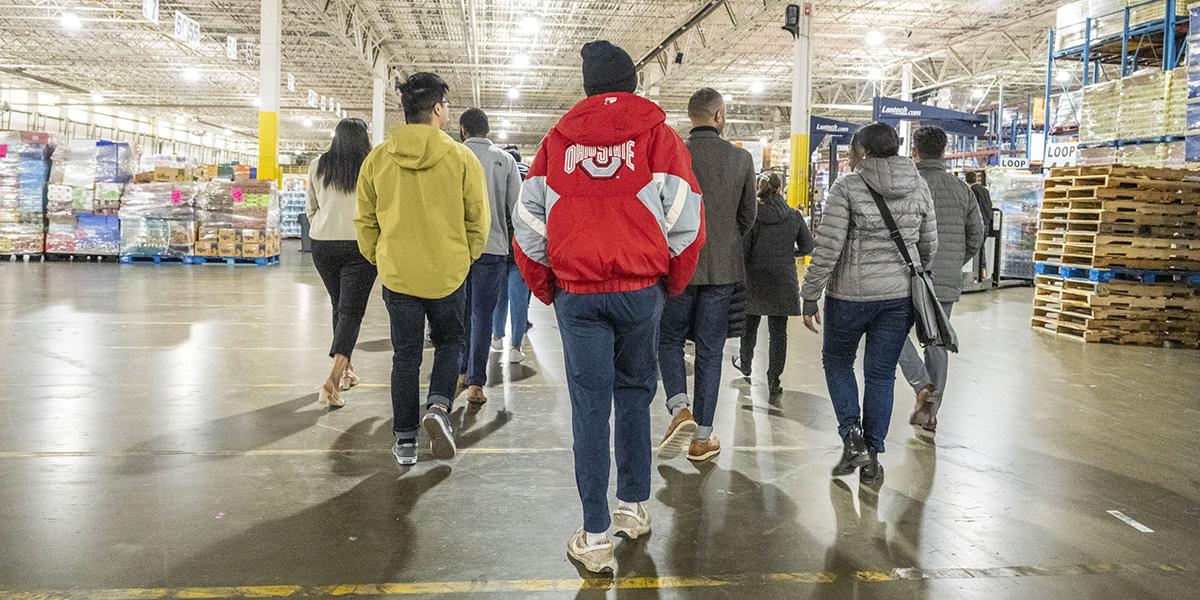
left=307, top=118, right=377, bottom=407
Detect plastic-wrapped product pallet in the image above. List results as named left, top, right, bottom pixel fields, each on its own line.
left=193, top=179, right=282, bottom=260
left=1079, top=146, right=1120, bottom=165
left=1117, top=142, right=1168, bottom=167
left=0, top=131, right=51, bottom=255
left=46, top=139, right=133, bottom=255
left=986, top=168, right=1044, bottom=280
left=1167, top=67, right=1188, bottom=136
left=1054, top=90, right=1084, bottom=131
left=1080, top=80, right=1123, bottom=144
left=1117, top=69, right=1170, bottom=139
left=279, top=173, right=306, bottom=238
left=1056, top=1, right=1088, bottom=49
left=118, top=182, right=198, bottom=258
left=1088, top=0, right=1126, bottom=40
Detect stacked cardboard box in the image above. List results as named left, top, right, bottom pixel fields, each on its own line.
left=118, top=182, right=198, bottom=257
left=193, top=179, right=281, bottom=259
left=1032, top=164, right=1200, bottom=347
left=0, top=131, right=51, bottom=255
left=1079, top=79, right=1122, bottom=144
left=45, top=139, right=132, bottom=255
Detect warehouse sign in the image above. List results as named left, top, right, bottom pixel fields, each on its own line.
left=226, top=36, right=237, bottom=60
left=999, top=156, right=1030, bottom=169
left=174, top=11, right=201, bottom=47
left=1045, top=142, right=1078, bottom=167
left=307, top=90, right=318, bottom=108
left=287, top=73, right=296, bottom=93
left=142, top=0, right=159, bottom=23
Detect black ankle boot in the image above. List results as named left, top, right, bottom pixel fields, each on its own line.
left=859, top=451, right=882, bottom=484
left=831, top=426, right=870, bottom=476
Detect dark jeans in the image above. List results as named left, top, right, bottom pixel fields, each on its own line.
left=658, top=284, right=734, bottom=428
left=383, top=285, right=466, bottom=440
left=492, top=261, right=531, bottom=347
left=462, top=254, right=507, bottom=386
left=739, top=314, right=789, bottom=387
left=555, top=285, right=664, bottom=533
left=311, top=240, right=377, bottom=357
left=821, top=296, right=912, bottom=454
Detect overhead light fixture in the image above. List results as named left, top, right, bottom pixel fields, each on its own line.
left=971, top=88, right=986, bottom=99
left=501, top=119, right=512, bottom=128
left=759, top=136, right=769, bottom=146
left=61, top=12, right=81, bottom=30
left=1056, top=70, right=1072, bottom=82
left=512, top=53, right=531, bottom=69
left=330, top=130, right=337, bottom=138
left=867, top=67, right=883, bottom=81
left=223, top=128, right=233, bottom=136
left=174, top=115, right=188, bottom=126
left=750, top=81, right=765, bottom=94
left=182, top=67, right=201, bottom=83
left=865, top=30, right=884, bottom=46
left=722, top=92, right=734, bottom=103
left=507, top=87, right=520, bottom=100
left=498, top=131, right=509, bottom=141
left=518, top=16, right=541, bottom=35
left=303, top=117, right=313, bottom=127
left=91, top=93, right=105, bottom=104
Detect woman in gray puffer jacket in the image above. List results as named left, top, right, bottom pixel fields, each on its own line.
left=799, top=122, right=937, bottom=484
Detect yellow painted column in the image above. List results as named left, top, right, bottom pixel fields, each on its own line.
left=257, top=0, right=281, bottom=180
left=786, top=2, right=813, bottom=209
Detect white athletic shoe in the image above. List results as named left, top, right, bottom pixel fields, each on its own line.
left=490, top=336, right=504, bottom=352
left=509, top=347, right=527, bottom=364
left=612, top=503, right=651, bottom=539
left=566, top=528, right=615, bottom=574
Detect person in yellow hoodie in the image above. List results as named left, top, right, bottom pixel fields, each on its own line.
left=355, top=72, right=490, bottom=467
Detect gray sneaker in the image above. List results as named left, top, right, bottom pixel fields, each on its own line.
left=422, top=405, right=456, bottom=460
left=392, top=439, right=417, bottom=466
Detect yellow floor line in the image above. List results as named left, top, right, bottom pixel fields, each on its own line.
left=0, top=563, right=1192, bottom=598
left=0, top=445, right=821, bottom=459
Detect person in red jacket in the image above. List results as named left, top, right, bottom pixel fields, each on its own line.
left=513, top=40, right=704, bottom=575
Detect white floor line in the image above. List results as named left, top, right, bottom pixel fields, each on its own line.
left=1106, top=509, right=1154, bottom=533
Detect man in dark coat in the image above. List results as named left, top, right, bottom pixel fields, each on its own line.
left=657, top=87, right=757, bottom=463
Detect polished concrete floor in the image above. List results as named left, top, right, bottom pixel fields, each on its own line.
left=0, top=244, right=1198, bottom=600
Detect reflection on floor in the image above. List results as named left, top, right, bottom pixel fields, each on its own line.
left=0, top=246, right=1197, bottom=599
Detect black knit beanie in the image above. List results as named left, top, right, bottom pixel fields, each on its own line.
left=580, top=41, right=637, bottom=96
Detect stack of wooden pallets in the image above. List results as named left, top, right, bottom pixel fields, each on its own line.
left=1032, top=164, right=1200, bottom=348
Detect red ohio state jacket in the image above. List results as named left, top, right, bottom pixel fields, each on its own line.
left=513, top=92, right=705, bottom=305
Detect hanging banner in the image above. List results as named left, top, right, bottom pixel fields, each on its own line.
left=173, top=11, right=201, bottom=47
left=320, top=96, right=327, bottom=111
left=307, top=90, right=318, bottom=108
left=142, top=0, right=159, bottom=23
left=287, top=73, right=296, bottom=93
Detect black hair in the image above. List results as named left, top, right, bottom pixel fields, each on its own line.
left=912, top=126, right=948, bottom=160
left=503, top=145, right=521, bottom=163
left=965, top=170, right=987, bottom=186
left=459, top=108, right=489, bottom=137
left=399, top=72, right=449, bottom=124
left=688, top=87, right=724, bottom=121
left=316, top=118, right=371, bottom=194
left=850, top=122, right=900, bottom=158
left=757, top=173, right=782, bottom=200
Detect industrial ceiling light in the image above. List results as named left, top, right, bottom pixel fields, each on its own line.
left=498, top=131, right=509, bottom=141
left=1056, top=70, right=1072, bottom=82
left=330, top=130, right=337, bottom=138
left=507, top=87, right=520, bottom=100
left=223, top=128, right=233, bottom=136
left=512, top=53, right=531, bottom=69
left=865, top=30, right=884, bottom=46
left=750, top=81, right=765, bottom=94
left=518, top=16, right=540, bottom=35
left=867, top=67, right=883, bottom=81
left=303, top=117, right=313, bottom=127
left=61, top=12, right=81, bottom=30
left=971, top=88, right=985, bottom=99
left=174, top=115, right=188, bottom=126
left=501, top=119, right=512, bottom=128
left=182, top=67, right=201, bottom=83
left=91, top=93, right=104, bottom=104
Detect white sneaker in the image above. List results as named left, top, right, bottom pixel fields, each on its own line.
left=612, top=503, right=651, bottom=539
left=490, top=336, right=503, bottom=352
left=509, top=347, right=527, bottom=364
left=566, top=528, right=615, bottom=574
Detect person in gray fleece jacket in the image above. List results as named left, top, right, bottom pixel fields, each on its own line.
left=800, top=122, right=937, bottom=484
left=898, top=127, right=984, bottom=436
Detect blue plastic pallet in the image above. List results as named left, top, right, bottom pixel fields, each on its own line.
left=184, top=255, right=279, bottom=266
left=119, top=254, right=185, bottom=264
left=1035, top=262, right=1200, bottom=285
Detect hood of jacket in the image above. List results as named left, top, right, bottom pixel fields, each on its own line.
left=553, top=92, right=666, bottom=146
left=755, top=194, right=789, bottom=225
left=855, top=156, right=923, bottom=200
left=384, top=124, right=456, bottom=170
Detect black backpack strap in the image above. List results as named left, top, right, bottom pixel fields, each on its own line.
left=862, top=181, right=917, bottom=273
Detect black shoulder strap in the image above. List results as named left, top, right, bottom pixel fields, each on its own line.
left=862, top=182, right=917, bottom=272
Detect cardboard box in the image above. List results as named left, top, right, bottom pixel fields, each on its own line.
left=193, top=240, right=218, bottom=256
left=218, top=228, right=238, bottom=244
left=242, top=243, right=267, bottom=258
left=218, top=241, right=239, bottom=257
left=240, top=228, right=266, bottom=244
left=154, top=166, right=193, bottom=182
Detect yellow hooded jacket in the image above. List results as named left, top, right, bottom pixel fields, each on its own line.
left=355, top=124, right=491, bottom=299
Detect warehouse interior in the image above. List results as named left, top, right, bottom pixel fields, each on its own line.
left=1, top=1, right=1199, bottom=599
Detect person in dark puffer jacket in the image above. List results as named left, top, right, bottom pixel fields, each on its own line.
left=732, top=173, right=814, bottom=397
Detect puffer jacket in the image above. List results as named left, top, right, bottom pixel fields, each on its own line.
left=800, top=156, right=938, bottom=304
left=744, top=194, right=814, bottom=316
left=916, top=159, right=984, bottom=302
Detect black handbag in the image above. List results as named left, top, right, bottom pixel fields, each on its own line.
left=862, top=183, right=958, bottom=352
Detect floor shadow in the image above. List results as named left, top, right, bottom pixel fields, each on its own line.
left=354, top=338, right=392, bottom=353
left=452, top=405, right=512, bottom=450
left=489, top=361, right=538, bottom=385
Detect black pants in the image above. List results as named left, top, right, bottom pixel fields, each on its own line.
left=311, top=240, right=377, bottom=357
left=739, top=314, right=789, bottom=387
left=383, top=285, right=466, bottom=439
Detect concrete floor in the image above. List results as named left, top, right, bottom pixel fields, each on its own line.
left=0, top=244, right=1197, bottom=600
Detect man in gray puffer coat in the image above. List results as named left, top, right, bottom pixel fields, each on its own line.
left=898, top=127, right=984, bottom=435
left=800, top=122, right=937, bottom=483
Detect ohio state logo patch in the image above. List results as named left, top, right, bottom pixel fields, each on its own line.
left=563, top=141, right=635, bottom=179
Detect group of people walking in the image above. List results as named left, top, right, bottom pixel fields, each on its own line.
left=304, top=39, right=984, bottom=575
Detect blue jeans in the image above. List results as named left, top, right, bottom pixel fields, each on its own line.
left=658, top=284, right=734, bottom=429
left=382, top=285, right=466, bottom=440
left=492, top=261, right=531, bottom=347
left=555, top=285, right=664, bottom=533
left=462, top=254, right=507, bottom=386
left=821, top=296, right=912, bottom=453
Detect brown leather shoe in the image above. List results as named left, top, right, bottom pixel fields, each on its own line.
left=657, top=408, right=696, bottom=459
left=909, top=384, right=935, bottom=426
left=687, top=436, right=721, bottom=462
left=454, top=374, right=467, bottom=399
left=466, top=385, right=487, bottom=405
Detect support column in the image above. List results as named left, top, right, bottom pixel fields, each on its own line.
left=900, top=62, right=913, bottom=156
left=786, top=3, right=812, bottom=209
left=257, top=0, right=281, bottom=180
left=371, top=59, right=387, bottom=145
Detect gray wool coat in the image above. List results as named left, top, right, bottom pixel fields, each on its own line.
left=801, top=156, right=938, bottom=306
left=684, top=128, right=757, bottom=286
left=915, top=159, right=985, bottom=302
